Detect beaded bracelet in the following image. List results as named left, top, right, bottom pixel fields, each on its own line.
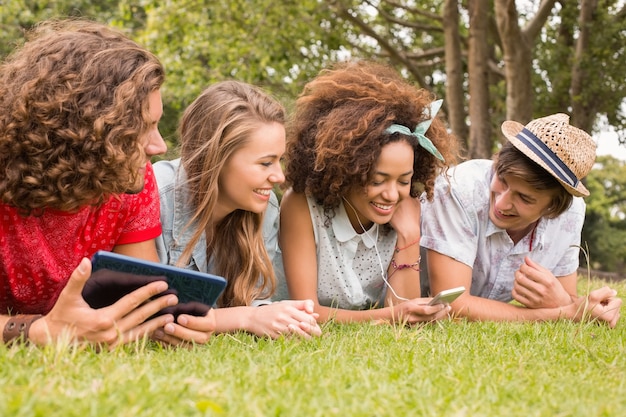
left=394, top=238, right=420, bottom=253
left=390, top=257, right=421, bottom=272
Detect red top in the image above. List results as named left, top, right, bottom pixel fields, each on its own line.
left=0, top=163, right=161, bottom=314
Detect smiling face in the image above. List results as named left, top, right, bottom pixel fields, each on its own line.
left=489, top=173, right=556, bottom=236
left=215, top=121, right=286, bottom=221
left=344, top=141, right=414, bottom=231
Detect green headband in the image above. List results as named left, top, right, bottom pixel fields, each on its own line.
left=384, top=99, right=445, bottom=162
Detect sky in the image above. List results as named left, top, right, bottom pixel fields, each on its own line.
left=594, top=112, right=626, bottom=161
left=595, top=131, right=626, bottom=161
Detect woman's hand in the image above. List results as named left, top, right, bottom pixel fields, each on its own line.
left=155, top=299, right=322, bottom=344
left=390, top=298, right=451, bottom=325
left=29, top=258, right=178, bottom=347
left=152, top=308, right=218, bottom=346
left=388, top=196, right=421, bottom=239
left=246, top=300, right=322, bottom=339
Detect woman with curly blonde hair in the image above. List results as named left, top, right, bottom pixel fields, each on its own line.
left=0, top=19, right=175, bottom=346
left=153, top=81, right=320, bottom=343
left=276, top=60, right=460, bottom=324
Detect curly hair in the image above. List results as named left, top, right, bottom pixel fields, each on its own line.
left=284, top=60, right=458, bottom=217
left=0, top=19, right=165, bottom=214
left=177, top=81, right=285, bottom=307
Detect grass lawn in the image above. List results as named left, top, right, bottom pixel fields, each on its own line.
left=2, top=277, right=625, bottom=417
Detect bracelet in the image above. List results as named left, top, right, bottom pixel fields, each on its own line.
left=390, top=257, right=421, bottom=271
left=3, top=314, right=43, bottom=344
left=394, top=238, right=420, bottom=253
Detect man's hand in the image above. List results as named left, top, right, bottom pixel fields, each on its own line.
left=512, top=257, right=572, bottom=308
left=568, top=287, right=622, bottom=328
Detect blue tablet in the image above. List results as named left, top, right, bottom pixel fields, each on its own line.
left=84, top=251, right=227, bottom=316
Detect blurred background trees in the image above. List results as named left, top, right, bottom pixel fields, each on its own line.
left=583, top=156, right=626, bottom=275
left=1, top=0, right=624, bottom=273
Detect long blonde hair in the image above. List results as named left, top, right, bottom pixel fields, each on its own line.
left=178, top=81, right=285, bottom=307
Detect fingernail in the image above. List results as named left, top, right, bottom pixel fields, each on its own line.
left=153, top=329, right=164, bottom=338
left=177, top=316, right=188, bottom=326
left=78, top=258, right=89, bottom=274
left=164, top=323, right=175, bottom=334
left=168, top=295, right=178, bottom=306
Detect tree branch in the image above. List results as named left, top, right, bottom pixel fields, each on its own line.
left=524, top=0, right=558, bottom=40
left=380, top=0, right=442, bottom=21
left=332, top=0, right=431, bottom=90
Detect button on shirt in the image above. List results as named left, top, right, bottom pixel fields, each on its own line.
left=420, top=159, right=584, bottom=302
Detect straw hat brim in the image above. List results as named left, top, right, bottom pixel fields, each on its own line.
left=501, top=120, right=589, bottom=197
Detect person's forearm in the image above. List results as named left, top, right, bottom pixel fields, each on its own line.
left=386, top=234, right=422, bottom=302
left=313, top=303, right=394, bottom=323
left=2, top=314, right=48, bottom=345
left=453, top=295, right=575, bottom=323
left=212, top=306, right=253, bottom=334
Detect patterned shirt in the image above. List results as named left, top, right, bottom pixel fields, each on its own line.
left=0, top=163, right=162, bottom=314
left=420, top=159, right=584, bottom=302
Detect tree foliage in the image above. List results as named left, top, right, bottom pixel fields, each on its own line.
left=130, top=0, right=343, bottom=152
left=582, top=156, right=626, bottom=273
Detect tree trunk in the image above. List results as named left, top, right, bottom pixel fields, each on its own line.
left=570, top=0, right=598, bottom=133
left=494, top=0, right=533, bottom=123
left=467, top=0, right=493, bottom=159
left=443, top=0, right=469, bottom=155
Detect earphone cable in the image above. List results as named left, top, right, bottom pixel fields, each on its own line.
left=342, top=197, right=409, bottom=301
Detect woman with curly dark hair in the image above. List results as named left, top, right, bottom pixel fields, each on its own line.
left=0, top=19, right=175, bottom=346
left=276, top=60, right=460, bottom=324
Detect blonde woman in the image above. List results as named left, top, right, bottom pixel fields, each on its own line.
left=154, top=81, right=321, bottom=344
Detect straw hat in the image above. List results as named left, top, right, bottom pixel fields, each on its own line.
left=501, top=113, right=596, bottom=197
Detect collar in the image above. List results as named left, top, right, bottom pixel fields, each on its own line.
left=332, top=201, right=379, bottom=248
left=486, top=217, right=545, bottom=251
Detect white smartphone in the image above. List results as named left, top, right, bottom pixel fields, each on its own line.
left=428, top=286, right=466, bottom=306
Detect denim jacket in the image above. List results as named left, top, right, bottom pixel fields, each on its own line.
left=153, top=158, right=279, bottom=305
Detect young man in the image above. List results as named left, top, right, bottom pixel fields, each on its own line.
left=421, top=113, right=621, bottom=326
left=0, top=19, right=178, bottom=346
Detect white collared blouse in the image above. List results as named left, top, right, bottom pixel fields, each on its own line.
left=274, top=195, right=396, bottom=309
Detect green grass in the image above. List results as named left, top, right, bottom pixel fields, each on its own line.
left=2, top=278, right=626, bottom=417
